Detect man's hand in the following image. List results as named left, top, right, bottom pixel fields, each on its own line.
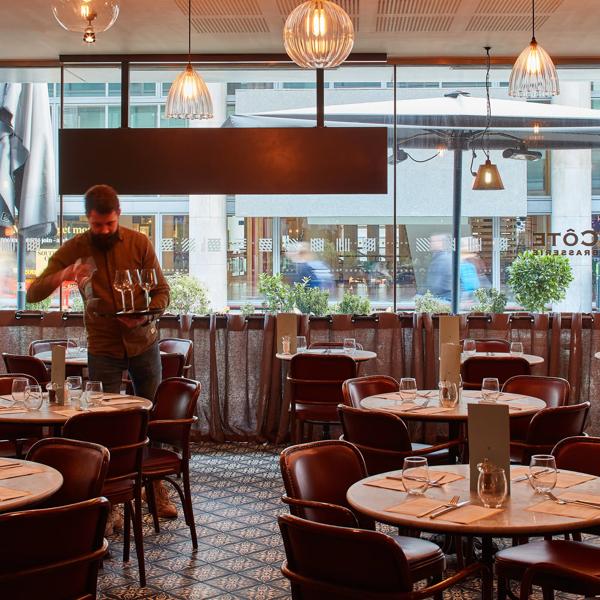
left=63, top=259, right=95, bottom=287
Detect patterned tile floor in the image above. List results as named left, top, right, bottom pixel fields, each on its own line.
left=98, top=442, right=598, bottom=599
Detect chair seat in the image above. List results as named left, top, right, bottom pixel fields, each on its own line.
left=295, top=403, right=339, bottom=423
left=391, top=535, right=445, bottom=583
left=496, top=540, right=600, bottom=594
left=142, top=447, right=181, bottom=476
left=411, top=443, right=450, bottom=465
left=102, top=478, right=136, bottom=504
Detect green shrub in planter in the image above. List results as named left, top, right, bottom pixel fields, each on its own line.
left=293, top=279, right=330, bottom=316
left=414, top=291, right=451, bottom=314
left=472, top=287, right=507, bottom=313
left=241, top=303, right=255, bottom=317
left=334, top=292, right=371, bottom=315
left=166, top=273, right=210, bottom=315
left=258, top=273, right=295, bottom=313
left=507, top=251, right=573, bottom=313
left=26, top=296, right=52, bottom=311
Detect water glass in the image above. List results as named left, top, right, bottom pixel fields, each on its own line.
left=399, top=378, right=417, bottom=403
left=481, top=378, right=500, bottom=402
left=11, top=378, right=29, bottom=405
left=529, top=454, right=557, bottom=494
left=463, top=339, right=477, bottom=356
left=281, top=335, right=291, bottom=355
left=510, top=342, right=524, bottom=356
left=438, top=380, right=459, bottom=408
left=343, top=338, right=357, bottom=355
left=24, top=384, right=43, bottom=411
left=402, top=457, right=429, bottom=495
left=85, top=381, right=103, bottom=407
left=477, top=465, right=508, bottom=508
left=296, top=336, right=307, bottom=353
left=66, top=376, right=83, bottom=405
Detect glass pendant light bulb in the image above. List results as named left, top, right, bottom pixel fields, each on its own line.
left=284, top=0, right=354, bottom=69
left=52, top=0, right=119, bottom=43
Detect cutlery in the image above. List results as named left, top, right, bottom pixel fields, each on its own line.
left=545, top=491, right=600, bottom=510
left=386, top=474, right=446, bottom=488
left=418, top=495, right=460, bottom=517
left=513, top=468, right=553, bottom=483
left=429, top=498, right=470, bottom=519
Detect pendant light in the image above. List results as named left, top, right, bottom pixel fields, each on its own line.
left=284, top=0, right=354, bottom=69
left=473, top=47, right=504, bottom=191
left=51, top=0, right=119, bottom=44
left=509, top=0, right=559, bottom=98
left=165, top=0, right=213, bottom=120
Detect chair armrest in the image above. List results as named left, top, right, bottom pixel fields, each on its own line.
left=281, top=495, right=358, bottom=528
left=149, top=417, right=197, bottom=427
left=519, top=562, right=600, bottom=600
left=412, top=562, right=492, bottom=599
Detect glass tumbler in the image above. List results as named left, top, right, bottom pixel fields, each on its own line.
left=402, top=457, right=429, bottom=495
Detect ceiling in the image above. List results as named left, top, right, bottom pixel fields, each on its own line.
left=4, top=0, right=600, bottom=61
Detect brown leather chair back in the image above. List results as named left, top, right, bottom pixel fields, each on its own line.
left=526, top=402, right=590, bottom=449
left=288, top=354, right=357, bottom=408
left=160, top=352, right=186, bottom=379
left=461, top=338, right=510, bottom=353
left=63, top=408, right=148, bottom=484
left=278, top=513, right=412, bottom=597
left=26, top=438, right=110, bottom=508
left=462, top=356, right=530, bottom=389
left=552, top=436, right=600, bottom=476
left=0, top=497, right=109, bottom=600
left=308, top=341, right=364, bottom=350
left=338, top=405, right=413, bottom=475
left=159, top=338, right=193, bottom=369
left=279, top=439, right=373, bottom=529
left=341, top=375, right=399, bottom=408
left=0, top=373, right=38, bottom=394
left=503, top=375, right=570, bottom=408
left=149, top=377, right=200, bottom=449
left=28, top=339, right=76, bottom=356
left=1, top=354, right=49, bottom=385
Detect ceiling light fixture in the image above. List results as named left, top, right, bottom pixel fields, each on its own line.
left=509, top=0, right=559, bottom=98
left=51, top=0, right=119, bottom=44
left=473, top=47, right=504, bottom=191
left=502, top=145, right=542, bottom=161
left=166, top=0, right=213, bottom=120
left=283, top=0, right=355, bottom=69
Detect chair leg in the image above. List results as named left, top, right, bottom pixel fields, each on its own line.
left=182, top=467, right=198, bottom=549
left=542, top=587, right=554, bottom=600
left=145, top=480, right=160, bottom=533
left=322, top=423, right=331, bottom=440
left=497, top=575, right=508, bottom=600
left=133, top=487, right=146, bottom=587
left=123, top=502, right=131, bottom=563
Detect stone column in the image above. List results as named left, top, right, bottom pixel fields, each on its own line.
left=188, top=83, right=228, bottom=310
left=551, top=81, right=592, bottom=312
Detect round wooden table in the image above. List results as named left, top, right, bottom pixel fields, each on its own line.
left=34, top=350, right=87, bottom=366
left=461, top=352, right=544, bottom=365
left=276, top=349, right=377, bottom=362
left=347, top=464, right=600, bottom=562
left=0, top=458, right=63, bottom=513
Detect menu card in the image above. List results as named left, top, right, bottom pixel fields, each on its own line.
left=439, top=315, right=460, bottom=347
left=440, top=342, right=461, bottom=387
left=467, top=403, right=511, bottom=494
left=51, top=345, right=66, bottom=404
left=276, top=313, right=297, bottom=354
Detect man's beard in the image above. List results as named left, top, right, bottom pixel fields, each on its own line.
left=91, top=231, right=119, bottom=251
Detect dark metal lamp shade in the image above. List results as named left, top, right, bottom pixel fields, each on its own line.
left=472, top=159, right=504, bottom=191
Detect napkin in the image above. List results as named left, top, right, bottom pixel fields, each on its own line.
left=374, top=392, right=404, bottom=400
left=403, top=406, right=455, bottom=415
left=436, top=505, right=503, bottom=524
left=527, top=497, right=600, bottom=519
left=0, top=409, right=29, bottom=415
left=386, top=497, right=447, bottom=517
left=380, top=403, right=419, bottom=412
left=511, top=467, right=596, bottom=489
left=0, top=466, right=44, bottom=481
left=0, top=486, right=30, bottom=502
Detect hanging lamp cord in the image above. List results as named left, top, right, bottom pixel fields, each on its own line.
left=481, top=46, right=492, bottom=159
left=532, top=0, right=536, bottom=40
left=188, top=0, right=192, bottom=63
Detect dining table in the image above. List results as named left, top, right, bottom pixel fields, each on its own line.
left=276, top=348, right=377, bottom=363
left=460, top=352, right=544, bottom=365
left=0, top=458, right=63, bottom=513
left=347, top=464, right=600, bottom=564
left=34, top=349, right=88, bottom=366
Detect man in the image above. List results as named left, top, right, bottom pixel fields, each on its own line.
left=27, top=184, right=176, bottom=518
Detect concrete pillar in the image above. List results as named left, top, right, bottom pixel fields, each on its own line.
left=188, top=83, right=228, bottom=310
left=551, top=81, right=592, bottom=312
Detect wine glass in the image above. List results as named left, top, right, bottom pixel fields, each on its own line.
left=66, top=376, right=83, bottom=406
left=481, top=378, right=500, bottom=402
left=463, top=339, right=477, bottom=356
left=529, top=455, right=557, bottom=494
left=296, top=336, right=307, bottom=353
left=343, top=338, right=357, bottom=355
left=85, top=381, right=103, bottom=407
left=402, top=457, right=429, bottom=495
left=477, top=463, right=507, bottom=508
left=140, top=268, right=157, bottom=310
left=399, top=378, right=417, bottom=403
left=510, top=342, right=524, bottom=356
left=123, top=270, right=137, bottom=312
left=24, top=384, right=43, bottom=411
left=11, top=378, right=29, bottom=405
left=114, top=270, right=132, bottom=312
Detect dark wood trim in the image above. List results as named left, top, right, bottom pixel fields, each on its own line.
left=316, top=69, right=324, bottom=128
left=0, top=60, right=62, bottom=67
left=388, top=56, right=600, bottom=66
left=121, top=61, right=130, bottom=129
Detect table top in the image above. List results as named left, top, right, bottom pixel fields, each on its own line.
left=360, top=390, right=547, bottom=422
left=276, top=349, right=377, bottom=362
left=35, top=350, right=88, bottom=365
left=0, top=458, right=63, bottom=513
left=0, top=394, right=153, bottom=425
left=347, top=464, right=600, bottom=537
left=461, top=352, right=544, bottom=365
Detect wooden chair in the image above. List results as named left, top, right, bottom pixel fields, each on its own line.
left=158, top=338, right=193, bottom=375
left=63, top=408, right=149, bottom=586
left=0, top=497, right=109, bottom=600
left=160, top=352, right=186, bottom=380
left=28, top=339, right=77, bottom=356
left=461, top=338, right=510, bottom=353
left=279, top=514, right=492, bottom=599
left=510, top=402, right=590, bottom=465
left=461, top=356, right=530, bottom=390
left=1, top=354, right=50, bottom=385
left=142, top=377, right=200, bottom=548
left=342, top=375, right=399, bottom=408
left=338, top=405, right=461, bottom=473
left=288, top=353, right=357, bottom=442
left=26, top=437, right=110, bottom=508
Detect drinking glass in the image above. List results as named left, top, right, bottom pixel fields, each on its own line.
left=477, top=464, right=507, bottom=508
left=343, top=338, right=357, bottom=355
left=123, top=270, right=137, bottom=312
left=296, top=336, right=307, bottom=353
left=529, top=454, right=557, bottom=494
left=11, top=377, right=29, bottom=405
left=281, top=335, right=291, bottom=355
left=463, top=339, right=477, bottom=356
left=140, top=268, right=157, bottom=310
left=438, top=380, right=459, bottom=408
left=66, top=337, right=77, bottom=358
left=24, top=384, right=43, bottom=411
left=85, top=381, right=103, bottom=407
left=114, top=270, right=132, bottom=312
left=66, top=376, right=83, bottom=405
left=510, top=342, right=524, bottom=356
left=399, top=378, right=417, bottom=403
left=402, top=457, right=429, bottom=495
left=481, top=378, right=500, bottom=402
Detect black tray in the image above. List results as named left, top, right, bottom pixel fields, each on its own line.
left=98, top=308, right=163, bottom=318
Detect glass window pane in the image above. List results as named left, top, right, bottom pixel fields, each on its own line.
left=130, top=105, right=157, bottom=128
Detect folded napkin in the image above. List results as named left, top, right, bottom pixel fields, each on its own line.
left=0, top=466, right=44, bottom=481
left=52, top=409, right=81, bottom=418
left=436, top=505, right=503, bottom=524
left=404, top=406, right=455, bottom=415
left=364, top=478, right=407, bottom=492
left=0, top=486, right=30, bottom=502
left=512, top=467, right=595, bottom=489
left=386, top=497, right=448, bottom=517
left=527, top=497, right=600, bottom=520
left=380, top=403, right=418, bottom=412
left=375, top=392, right=404, bottom=400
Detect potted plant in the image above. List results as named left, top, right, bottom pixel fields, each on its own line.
left=292, top=279, right=330, bottom=316
left=334, top=292, right=371, bottom=315
left=258, top=273, right=295, bottom=314
left=414, top=291, right=451, bottom=314
left=166, top=273, right=211, bottom=328
left=472, top=288, right=507, bottom=314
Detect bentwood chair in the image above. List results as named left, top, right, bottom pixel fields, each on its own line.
left=63, top=409, right=149, bottom=586
left=279, top=514, right=492, bottom=599
left=341, top=375, right=399, bottom=408
left=26, top=438, right=110, bottom=508
left=2, top=354, right=50, bottom=385
left=338, top=405, right=461, bottom=473
left=158, top=338, right=193, bottom=375
left=159, top=352, right=186, bottom=380
left=288, top=353, right=357, bottom=442
left=28, top=339, right=84, bottom=379
left=142, top=377, right=201, bottom=548
left=279, top=440, right=447, bottom=586
left=461, top=356, right=530, bottom=390
left=0, top=497, right=109, bottom=600
left=461, top=338, right=510, bottom=353
left=0, top=373, right=43, bottom=457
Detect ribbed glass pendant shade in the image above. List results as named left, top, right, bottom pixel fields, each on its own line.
left=284, top=0, right=354, bottom=69
left=52, top=0, right=119, bottom=43
left=166, top=63, right=213, bottom=120
left=509, top=38, right=559, bottom=98
left=473, top=159, right=505, bottom=191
